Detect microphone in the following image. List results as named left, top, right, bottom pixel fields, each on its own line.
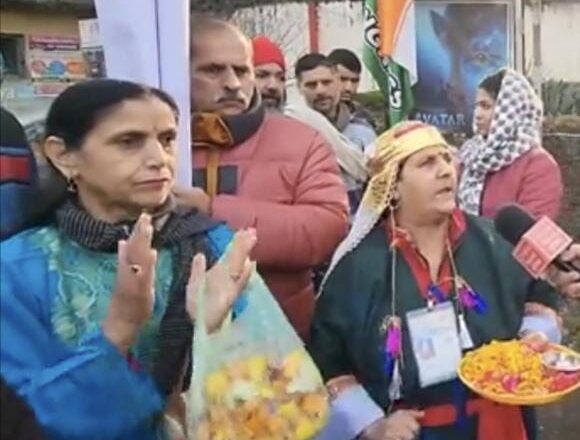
left=494, top=205, right=580, bottom=278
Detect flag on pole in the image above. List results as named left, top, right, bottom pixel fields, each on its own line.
left=363, top=0, right=417, bottom=127
left=94, top=0, right=192, bottom=186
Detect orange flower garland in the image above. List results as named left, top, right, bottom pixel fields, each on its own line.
left=460, top=340, right=580, bottom=404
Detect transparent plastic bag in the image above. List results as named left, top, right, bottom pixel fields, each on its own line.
left=187, top=267, right=329, bottom=440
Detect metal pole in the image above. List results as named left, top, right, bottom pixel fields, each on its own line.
left=308, top=2, right=320, bottom=53
left=531, top=0, right=543, bottom=94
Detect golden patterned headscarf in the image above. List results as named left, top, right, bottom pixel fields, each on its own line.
left=318, top=121, right=449, bottom=295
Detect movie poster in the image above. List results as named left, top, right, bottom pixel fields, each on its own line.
left=413, top=1, right=512, bottom=134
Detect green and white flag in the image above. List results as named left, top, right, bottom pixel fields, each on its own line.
left=363, top=0, right=416, bottom=127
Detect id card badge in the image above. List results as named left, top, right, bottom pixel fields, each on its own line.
left=406, top=302, right=462, bottom=388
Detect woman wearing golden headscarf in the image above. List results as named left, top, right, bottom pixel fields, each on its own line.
left=310, top=122, right=561, bottom=440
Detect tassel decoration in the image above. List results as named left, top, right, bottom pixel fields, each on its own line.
left=386, top=317, right=402, bottom=358
left=458, top=282, right=488, bottom=315
left=383, top=349, right=395, bottom=377
left=428, top=283, right=447, bottom=304
left=382, top=317, right=403, bottom=400
left=388, top=359, right=403, bottom=401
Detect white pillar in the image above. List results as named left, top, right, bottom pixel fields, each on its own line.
left=93, top=0, right=192, bottom=187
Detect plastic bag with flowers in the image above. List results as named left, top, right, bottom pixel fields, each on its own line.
left=186, top=265, right=329, bottom=440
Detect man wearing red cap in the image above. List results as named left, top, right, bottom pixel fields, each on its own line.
left=251, top=35, right=286, bottom=110
left=188, top=18, right=348, bottom=339
left=251, top=36, right=369, bottom=218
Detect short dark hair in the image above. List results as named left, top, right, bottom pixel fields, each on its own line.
left=328, top=48, right=362, bottom=74
left=478, top=69, right=506, bottom=100
left=294, top=53, right=335, bottom=80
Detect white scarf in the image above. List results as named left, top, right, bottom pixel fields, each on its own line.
left=284, top=98, right=369, bottom=184
left=457, top=69, right=543, bottom=215
left=318, top=122, right=450, bottom=296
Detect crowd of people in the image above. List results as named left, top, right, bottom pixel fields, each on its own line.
left=1, top=15, right=579, bottom=440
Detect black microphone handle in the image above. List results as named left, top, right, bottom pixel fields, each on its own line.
left=552, top=257, right=580, bottom=274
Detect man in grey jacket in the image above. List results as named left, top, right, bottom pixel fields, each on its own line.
left=294, top=54, right=376, bottom=155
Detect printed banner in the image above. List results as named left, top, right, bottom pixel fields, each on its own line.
left=27, top=35, right=86, bottom=81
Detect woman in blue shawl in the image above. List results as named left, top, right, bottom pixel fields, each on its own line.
left=0, top=79, right=255, bottom=439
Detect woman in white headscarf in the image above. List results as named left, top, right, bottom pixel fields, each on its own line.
left=457, top=69, right=563, bottom=219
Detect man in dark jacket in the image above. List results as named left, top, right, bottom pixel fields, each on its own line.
left=328, top=48, right=377, bottom=131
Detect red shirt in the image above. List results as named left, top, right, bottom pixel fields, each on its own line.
left=385, top=210, right=467, bottom=301
left=481, top=147, right=562, bottom=220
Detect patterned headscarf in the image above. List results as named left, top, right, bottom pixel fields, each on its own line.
left=457, top=69, right=543, bottom=215
left=319, top=121, right=450, bottom=293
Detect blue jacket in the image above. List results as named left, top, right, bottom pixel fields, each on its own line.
left=341, top=116, right=376, bottom=157
left=0, top=224, right=235, bottom=440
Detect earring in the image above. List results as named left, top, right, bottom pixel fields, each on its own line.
left=389, top=193, right=401, bottom=211
left=66, top=176, right=77, bottom=193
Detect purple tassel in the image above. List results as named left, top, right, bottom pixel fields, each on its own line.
left=386, top=322, right=402, bottom=357
left=459, top=285, right=488, bottom=315
left=382, top=318, right=402, bottom=375
left=428, top=283, right=447, bottom=304
left=382, top=317, right=403, bottom=401
left=459, top=287, right=476, bottom=309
